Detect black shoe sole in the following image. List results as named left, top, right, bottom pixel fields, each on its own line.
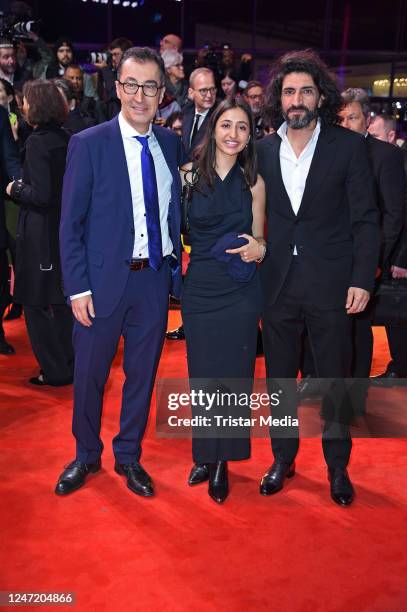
left=330, top=494, right=354, bottom=507
left=208, top=490, right=228, bottom=503
left=188, top=476, right=209, bottom=486
left=54, top=480, right=85, bottom=496
left=30, top=376, right=73, bottom=386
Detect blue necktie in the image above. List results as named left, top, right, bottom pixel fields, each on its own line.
left=135, top=135, right=163, bottom=270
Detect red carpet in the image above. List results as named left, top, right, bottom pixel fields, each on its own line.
left=1, top=313, right=406, bottom=611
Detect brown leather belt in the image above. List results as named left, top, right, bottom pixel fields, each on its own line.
left=129, top=258, right=150, bottom=271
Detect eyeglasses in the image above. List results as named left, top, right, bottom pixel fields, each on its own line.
left=118, top=81, right=164, bottom=97
left=196, top=87, right=216, bottom=97
left=246, top=93, right=263, bottom=100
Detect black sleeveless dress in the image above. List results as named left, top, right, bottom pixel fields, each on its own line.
left=181, top=162, right=261, bottom=463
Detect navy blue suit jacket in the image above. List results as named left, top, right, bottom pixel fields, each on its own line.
left=0, top=106, right=21, bottom=249
left=60, top=116, right=184, bottom=317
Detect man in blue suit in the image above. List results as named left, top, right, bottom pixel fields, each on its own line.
left=56, top=47, right=184, bottom=497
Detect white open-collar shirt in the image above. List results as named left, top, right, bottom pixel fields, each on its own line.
left=277, top=118, right=321, bottom=254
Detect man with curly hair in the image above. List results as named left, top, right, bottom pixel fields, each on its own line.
left=257, top=50, right=380, bottom=506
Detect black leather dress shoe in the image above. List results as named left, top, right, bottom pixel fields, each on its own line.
left=188, top=463, right=209, bottom=485
left=115, top=461, right=154, bottom=497
left=55, top=459, right=101, bottom=495
left=370, top=371, right=403, bottom=387
left=297, top=376, right=321, bottom=401
left=328, top=467, right=354, bottom=506
left=29, top=374, right=73, bottom=386
left=260, top=461, right=295, bottom=495
left=0, top=339, right=15, bottom=355
left=165, top=325, right=185, bottom=340
left=208, top=461, right=228, bottom=503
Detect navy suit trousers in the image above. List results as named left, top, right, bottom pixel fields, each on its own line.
left=72, top=261, right=171, bottom=464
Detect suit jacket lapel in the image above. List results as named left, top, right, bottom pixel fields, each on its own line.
left=267, top=136, right=296, bottom=217
left=109, top=117, right=133, bottom=223
left=152, top=125, right=181, bottom=249
left=297, top=126, right=336, bottom=217
left=182, top=108, right=194, bottom=151
left=153, top=124, right=179, bottom=183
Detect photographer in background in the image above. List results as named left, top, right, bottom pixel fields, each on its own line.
left=97, top=37, right=133, bottom=120
left=0, top=38, right=32, bottom=90
left=195, top=43, right=252, bottom=94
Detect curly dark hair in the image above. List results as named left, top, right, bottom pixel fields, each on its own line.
left=263, top=49, right=342, bottom=129
left=194, top=97, right=257, bottom=189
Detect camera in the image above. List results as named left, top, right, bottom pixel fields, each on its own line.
left=0, top=6, right=40, bottom=42
left=88, top=51, right=109, bottom=65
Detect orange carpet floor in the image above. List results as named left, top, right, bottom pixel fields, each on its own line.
left=0, top=312, right=406, bottom=612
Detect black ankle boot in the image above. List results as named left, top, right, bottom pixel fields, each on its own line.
left=208, top=461, right=228, bottom=503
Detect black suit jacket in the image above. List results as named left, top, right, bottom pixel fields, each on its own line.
left=389, top=147, right=407, bottom=269
left=0, top=106, right=21, bottom=250
left=181, top=102, right=215, bottom=159
left=366, top=134, right=406, bottom=271
left=257, top=124, right=381, bottom=309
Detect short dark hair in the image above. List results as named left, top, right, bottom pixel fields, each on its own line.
left=341, top=88, right=370, bottom=118
left=220, top=68, right=238, bottom=83
left=195, top=97, right=257, bottom=189
left=264, top=49, right=342, bottom=129
left=165, top=111, right=182, bottom=129
left=109, top=37, right=133, bottom=52
left=117, top=47, right=165, bottom=84
left=244, top=80, right=263, bottom=94
left=64, top=63, right=83, bottom=75
left=22, top=79, right=68, bottom=126
left=53, top=78, right=75, bottom=102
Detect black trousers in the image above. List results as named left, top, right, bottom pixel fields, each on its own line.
left=0, top=249, right=11, bottom=341
left=385, top=326, right=407, bottom=376
left=262, top=258, right=353, bottom=469
left=24, top=304, right=74, bottom=383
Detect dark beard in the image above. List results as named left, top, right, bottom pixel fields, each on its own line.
left=283, top=106, right=318, bottom=129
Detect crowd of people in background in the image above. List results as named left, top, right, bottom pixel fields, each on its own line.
left=1, top=29, right=406, bottom=385
left=1, top=23, right=407, bottom=506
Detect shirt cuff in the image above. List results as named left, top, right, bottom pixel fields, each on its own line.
left=70, top=290, right=92, bottom=300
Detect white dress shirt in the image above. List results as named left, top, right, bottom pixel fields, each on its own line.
left=277, top=118, right=321, bottom=254
left=194, top=107, right=210, bottom=131
left=71, top=112, right=173, bottom=300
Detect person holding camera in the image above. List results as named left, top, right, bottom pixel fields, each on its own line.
left=97, top=37, right=133, bottom=121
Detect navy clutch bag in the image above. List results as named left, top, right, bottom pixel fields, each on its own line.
left=210, top=232, right=256, bottom=282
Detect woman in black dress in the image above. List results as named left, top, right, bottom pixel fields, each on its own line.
left=181, top=98, right=266, bottom=503
left=6, top=80, right=74, bottom=385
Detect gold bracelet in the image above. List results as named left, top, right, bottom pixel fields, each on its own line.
left=255, top=244, right=267, bottom=264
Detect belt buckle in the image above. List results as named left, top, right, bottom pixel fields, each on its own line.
left=130, top=258, right=148, bottom=271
